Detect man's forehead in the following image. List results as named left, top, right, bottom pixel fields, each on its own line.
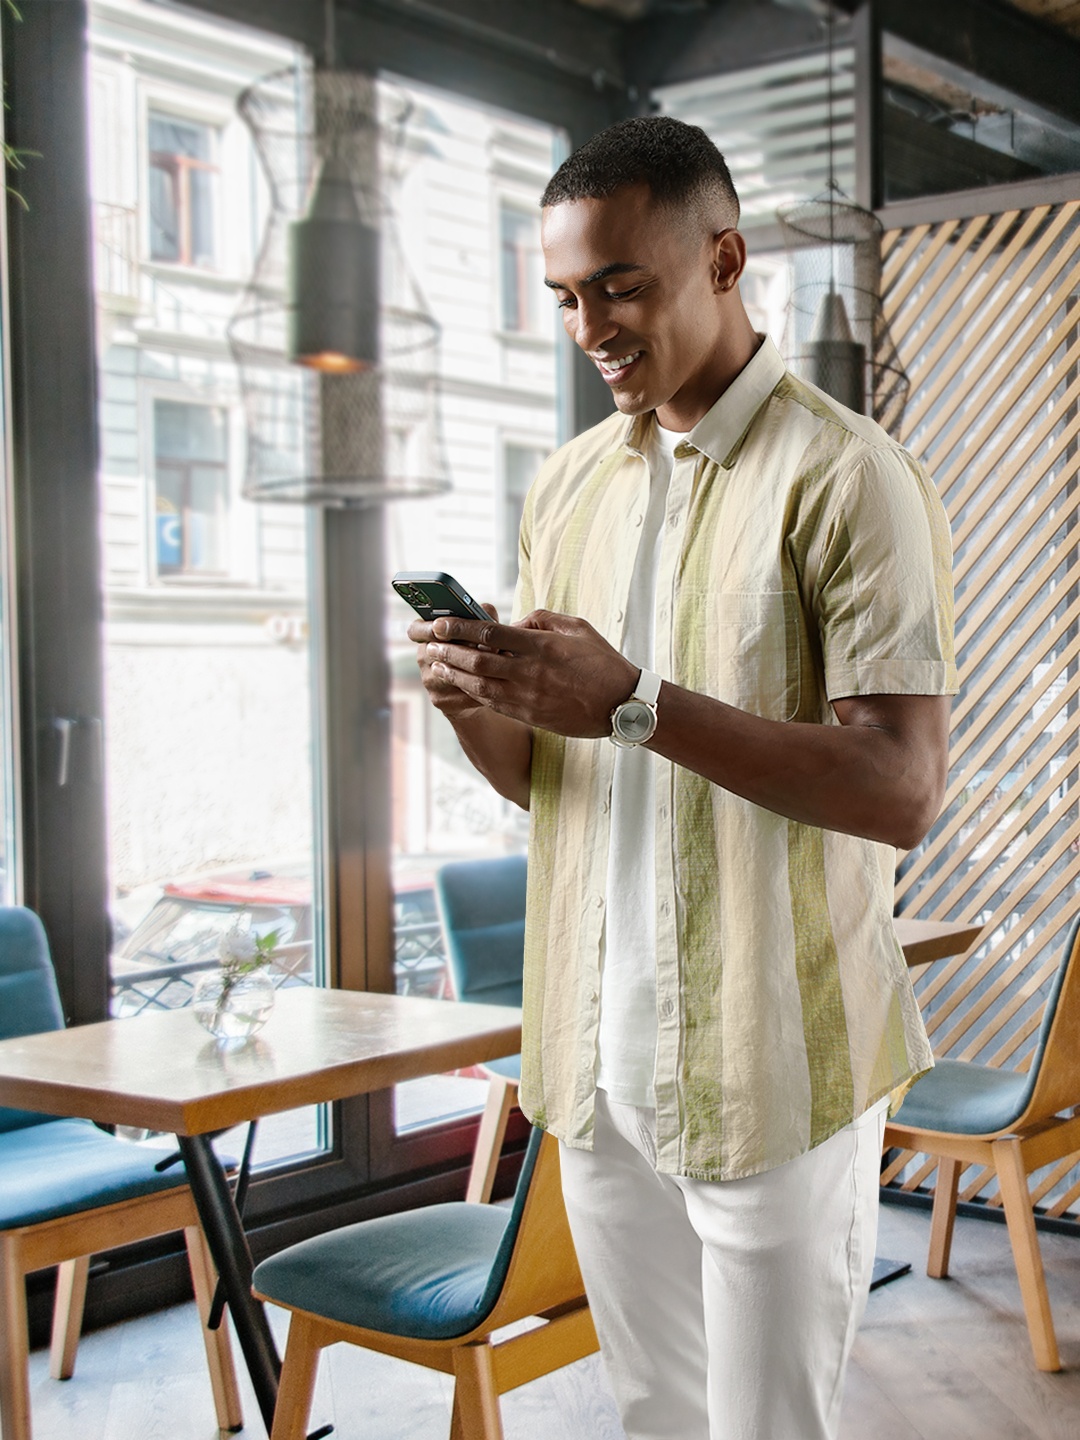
left=540, top=188, right=678, bottom=279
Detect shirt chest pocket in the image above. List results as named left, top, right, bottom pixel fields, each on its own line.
left=708, top=590, right=802, bottom=722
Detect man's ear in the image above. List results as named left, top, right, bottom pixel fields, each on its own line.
left=712, top=228, right=747, bottom=292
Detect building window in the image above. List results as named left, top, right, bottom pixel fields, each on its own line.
left=148, top=112, right=218, bottom=266
left=502, top=442, right=546, bottom=591
left=499, top=203, right=544, bottom=333
left=153, top=400, right=229, bottom=577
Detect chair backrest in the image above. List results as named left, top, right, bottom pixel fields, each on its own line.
left=477, top=1126, right=587, bottom=1332
left=436, top=855, right=527, bottom=1008
left=1018, top=912, right=1080, bottom=1127
left=0, top=906, right=65, bottom=1133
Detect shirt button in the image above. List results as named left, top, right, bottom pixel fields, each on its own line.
left=659, top=899, right=671, bottom=917
left=659, top=804, right=669, bottom=821
left=594, top=894, right=605, bottom=910
left=633, top=513, right=643, bottom=527
left=600, top=798, right=610, bottom=814
left=661, top=998, right=676, bottom=1018
left=615, top=610, right=624, bottom=624
left=667, top=513, right=678, bottom=530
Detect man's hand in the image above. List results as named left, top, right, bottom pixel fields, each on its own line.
left=407, top=603, right=504, bottom=722
left=423, top=608, right=640, bottom=738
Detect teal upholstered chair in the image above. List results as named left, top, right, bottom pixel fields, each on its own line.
left=436, top=856, right=526, bottom=1203
left=885, top=912, right=1080, bottom=1371
left=253, top=1125, right=596, bottom=1440
left=0, top=906, right=241, bottom=1440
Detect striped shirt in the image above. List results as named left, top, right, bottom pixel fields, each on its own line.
left=513, top=336, right=958, bottom=1180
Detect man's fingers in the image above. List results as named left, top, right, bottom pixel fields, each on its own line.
left=517, top=608, right=593, bottom=638
left=427, top=642, right=520, bottom=682
left=432, top=615, right=521, bottom=651
left=407, top=617, right=437, bottom=644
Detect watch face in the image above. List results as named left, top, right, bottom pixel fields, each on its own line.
left=612, top=699, right=657, bottom=745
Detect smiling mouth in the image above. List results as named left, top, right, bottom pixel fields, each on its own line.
left=594, top=351, right=643, bottom=382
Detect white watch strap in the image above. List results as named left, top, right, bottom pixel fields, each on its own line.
left=633, top=668, right=662, bottom=705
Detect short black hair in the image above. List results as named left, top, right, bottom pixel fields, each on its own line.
left=540, top=115, right=739, bottom=231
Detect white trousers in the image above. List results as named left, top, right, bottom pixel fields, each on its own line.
left=559, top=1091, right=888, bottom=1440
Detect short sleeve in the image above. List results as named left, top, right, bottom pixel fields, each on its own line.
left=815, top=447, right=959, bottom=700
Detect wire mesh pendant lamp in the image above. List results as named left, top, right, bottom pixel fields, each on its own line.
left=227, top=4, right=450, bottom=504
left=777, top=5, right=909, bottom=435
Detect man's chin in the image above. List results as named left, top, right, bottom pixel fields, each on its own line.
left=610, top=389, right=653, bottom=416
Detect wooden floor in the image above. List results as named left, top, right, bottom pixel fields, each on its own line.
left=22, top=1200, right=1080, bottom=1439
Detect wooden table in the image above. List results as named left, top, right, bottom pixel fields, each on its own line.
left=0, top=988, right=522, bottom=1438
left=895, top=917, right=982, bottom=969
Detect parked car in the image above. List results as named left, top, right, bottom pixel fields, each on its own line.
left=109, top=863, right=448, bottom=1016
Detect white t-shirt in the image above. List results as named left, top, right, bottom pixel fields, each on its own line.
left=596, top=420, right=684, bottom=1107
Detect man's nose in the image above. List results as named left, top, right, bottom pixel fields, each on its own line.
left=569, top=298, right=618, bottom=353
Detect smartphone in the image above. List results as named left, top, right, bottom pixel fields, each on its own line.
left=392, top=571, right=490, bottom=624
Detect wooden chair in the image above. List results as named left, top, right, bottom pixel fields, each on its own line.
left=0, top=906, right=241, bottom=1440
left=436, top=856, right=526, bottom=1203
left=885, top=912, right=1080, bottom=1371
left=253, top=1126, right=598, bottom=1440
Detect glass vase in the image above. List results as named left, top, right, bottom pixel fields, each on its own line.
left=192, top=967, right=276, bottom=1041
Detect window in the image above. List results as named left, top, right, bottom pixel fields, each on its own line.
left=499, top=203, right=545, bottom=333
left=502, top=442, right=547, bottom=593
left=153, top=400, right=229, bottom=577
left=381, top=78, right=560, bottom=1166
left=148, top=112, right=218, bottom=266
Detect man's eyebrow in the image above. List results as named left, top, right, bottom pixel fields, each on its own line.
left=543, top=262, right=645, bottom=291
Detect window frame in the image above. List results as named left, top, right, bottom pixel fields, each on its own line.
left=497, top=198, right=546, bottom=337
left=139, top=88, right=227, bottom=273
left=147, top=114, right=219, bottom=268
left=151, top=397, right=231, bottom=580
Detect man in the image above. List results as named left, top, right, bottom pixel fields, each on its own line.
left=409, top=116, right=956, bottom=1439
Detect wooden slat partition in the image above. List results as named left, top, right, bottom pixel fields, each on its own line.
left=885, top=196, right=1080, bottom=1221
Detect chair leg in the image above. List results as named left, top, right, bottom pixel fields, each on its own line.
left=184, top=1225, right=243, bottom=1432
left=48, top=1256, right=90, bottom=1380
left=270, top=1314, right=323, bottom=1440
left=927, top=1157, right=962, bottom=1279
left=0, top=1234, right=32, bottom=1440
left=992, top=1137, right=1060, bottom=1372
left=451, top=1342, right=504, bottom=1440
left=466, top=1076, right=518, bottom=1205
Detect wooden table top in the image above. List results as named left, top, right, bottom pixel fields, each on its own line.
left=895, top=917, right=982, bottom=967
left=0, top=988, right=522, bottom=1137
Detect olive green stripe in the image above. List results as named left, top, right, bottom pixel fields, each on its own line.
left=674, top=766, right=725, bottom=1162
left=672, top=503, right=726, bottom=1163
left=520, top=727, right=567, bottom=1130
left=677, top=459, right=725, bottom=598
left=786, top=822, right=855, bottom=1139
left=547, top=450, right=626, bottom=616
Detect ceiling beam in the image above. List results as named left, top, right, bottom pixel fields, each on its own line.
left=878, top=0, right=1080, bottom=129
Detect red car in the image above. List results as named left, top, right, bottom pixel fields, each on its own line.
left=110, top=865, right=447, bottom=1016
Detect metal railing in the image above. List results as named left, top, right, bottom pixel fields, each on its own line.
left=110, top=926, right=448, bottom=1016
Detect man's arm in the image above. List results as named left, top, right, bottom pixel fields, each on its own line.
left=424, top=609, right=951, bottom=850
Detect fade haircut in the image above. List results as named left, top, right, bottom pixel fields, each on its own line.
left=540, top=115, right=740, bottom=234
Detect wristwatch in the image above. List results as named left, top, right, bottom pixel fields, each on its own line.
left=610, top=668, right=662, bottom=748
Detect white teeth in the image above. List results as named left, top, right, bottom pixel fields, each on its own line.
left=598, top=352, right=641, bottom=372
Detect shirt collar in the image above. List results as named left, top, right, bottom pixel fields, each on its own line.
left=625, top=334, right=786, bottom=469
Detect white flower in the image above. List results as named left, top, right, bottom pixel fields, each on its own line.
left=219, top=927, right=259, bottom=965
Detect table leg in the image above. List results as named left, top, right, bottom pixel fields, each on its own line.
left=177, top=1134, right=281, bottom=1434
